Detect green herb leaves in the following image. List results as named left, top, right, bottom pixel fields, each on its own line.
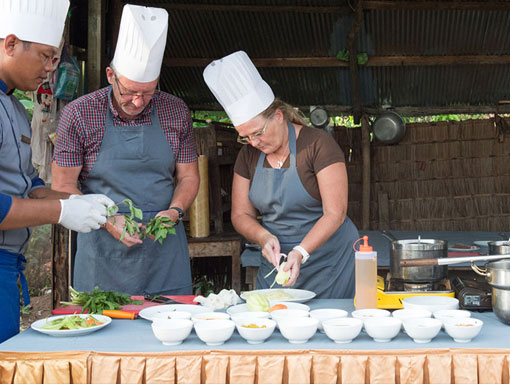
left=145, top=216, right=176, bottom=244
left=107, top=199, right=177, bottom=244
left=61, top=286, right=142, bottom=314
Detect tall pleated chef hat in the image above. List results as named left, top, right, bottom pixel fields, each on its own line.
left=112, top=4, right=168, bottom=83
left=0, top=0, right=69, bottom=48
left=203, top=51, right=275, bottom=126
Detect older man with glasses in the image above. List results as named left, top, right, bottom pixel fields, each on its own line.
left=51, top=4, right=199, bottom=297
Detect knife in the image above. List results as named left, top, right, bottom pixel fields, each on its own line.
left=144, top=294, right=179, bottom=304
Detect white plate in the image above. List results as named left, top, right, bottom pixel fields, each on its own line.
left=227, top=302, right=310, bottom=315
left=403, top=296, right=459, bottom=313
left=448, top=246, right=480, bottom=252
left=31, top=314, right=111, bottom=337
left=240, top=289, right=316, bottom=303
left=139, top=304, right=214, bottom=321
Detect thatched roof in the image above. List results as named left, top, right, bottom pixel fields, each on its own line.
left=84, top=0, right=510, bottom=117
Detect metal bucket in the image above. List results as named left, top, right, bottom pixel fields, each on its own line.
left=472, top=259, right=510, bottom=325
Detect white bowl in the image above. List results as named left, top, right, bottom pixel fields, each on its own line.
left=151, top=319, right=193, bottom=346
left=323, top=317, right=363, bottom=343
left=364, top=317, right=402, bottom=342
left=278, top=317, right=319, bottom=344
left=402, top=296, right=459, bottom=313
left=191, top=312, right=230, bottom=323
left=433, top=309, right=471, bottom=329
left=235, top=318, right=276, bottom=344
left=444, top=318, right=483, bottom=343
left=392, top=309, right=432, bottom=333
left=194, top=319, right=236, bottom=346
left=351, top=308, right=391, bottom=323
left=270, top=309, right=309, bottom=322
left=152, top=311, right=192, bottom=320
left=309, top=309, right=348, bottom=332
left=402, top=317, right=442, bottom=343
left=230, top=311, right=270, bottom=323
left=269, top=301, right=310, bottom=312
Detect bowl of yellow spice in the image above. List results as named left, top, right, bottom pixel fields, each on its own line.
left=235, top=318, right=276, bottom=344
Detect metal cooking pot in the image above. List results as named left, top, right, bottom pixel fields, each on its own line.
left=472, top=260, right=510, bottom=324
left=372, top=111, right=406, bottom=144
left=382, top=231, right=448, bottom=282
left=488, top=241, right=510, bottom=257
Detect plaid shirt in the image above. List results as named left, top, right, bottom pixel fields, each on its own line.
left=53, top=86, right=197, bottom=181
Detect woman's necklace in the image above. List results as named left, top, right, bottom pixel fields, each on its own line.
left=275, top=144, right=289, bottom=169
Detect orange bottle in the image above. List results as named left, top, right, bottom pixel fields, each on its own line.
left=354, top=236, right=378, bottom=309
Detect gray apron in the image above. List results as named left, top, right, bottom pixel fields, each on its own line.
left=74, top=93, right=192, bottom=295
left=250, top=122, right=358, bottom=298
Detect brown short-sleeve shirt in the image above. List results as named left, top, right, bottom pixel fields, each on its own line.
left=234, top=125, right=345, bottom=201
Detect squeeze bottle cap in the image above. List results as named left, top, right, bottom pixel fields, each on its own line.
left=359, top=235, right=373, bottom=252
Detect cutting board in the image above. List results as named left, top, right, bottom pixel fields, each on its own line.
left=52, top=295, right=197, bottom=315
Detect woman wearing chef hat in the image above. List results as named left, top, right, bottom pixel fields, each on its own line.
left=0, top=0, right=114, bottom=342
left=204, top=51, right=359, bottom=298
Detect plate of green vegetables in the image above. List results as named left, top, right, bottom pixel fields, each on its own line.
left=31, top=314, right=111, bottom=337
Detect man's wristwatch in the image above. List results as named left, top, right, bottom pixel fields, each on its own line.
left=169, top=206, right=184, bottom=224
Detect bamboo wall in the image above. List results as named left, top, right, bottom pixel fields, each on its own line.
left=334, top=118, right=510, bottom=231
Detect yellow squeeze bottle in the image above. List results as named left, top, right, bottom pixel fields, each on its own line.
left=354, top=236, right=378, bottom=309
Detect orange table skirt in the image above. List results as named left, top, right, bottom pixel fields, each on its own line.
left=1, top=348, right=510, bottom=384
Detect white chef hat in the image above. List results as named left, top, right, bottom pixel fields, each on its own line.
left=112, top=4, right=168, bottom=83
left=0, top=0, right=69, bottom=48
left=203, top=51, right=275, bottom=126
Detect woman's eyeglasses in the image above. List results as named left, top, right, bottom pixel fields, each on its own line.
left=237, top=118, right=270, bottom=144
left=114, top=74, right=157, bottom=100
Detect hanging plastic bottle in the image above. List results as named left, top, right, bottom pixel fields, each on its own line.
left=353, top=235, right=378, bottom=309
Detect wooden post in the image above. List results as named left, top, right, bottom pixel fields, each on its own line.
left=361, top=115, right=371, bottom=229
left=347, top=0, right=364, bottom=124
left=51, top=225, right=70, bottom=309
left=87, top=0, right=106, bottom=92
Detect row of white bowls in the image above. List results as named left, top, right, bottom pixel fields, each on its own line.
left=151, top=307, right=483, bottom=345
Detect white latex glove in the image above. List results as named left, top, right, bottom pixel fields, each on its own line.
left=58, top=198, right=108, bottom=233
left=70, top=194, right=115, bottom=209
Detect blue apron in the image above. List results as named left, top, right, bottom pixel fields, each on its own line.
left=0, top=89, right=34, bottom=342
left=250, top=122, right=358, bottom=298
left=74, top=92, right=192, bottom=295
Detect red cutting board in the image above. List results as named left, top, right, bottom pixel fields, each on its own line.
left=51, top=295, right=197, bottom=315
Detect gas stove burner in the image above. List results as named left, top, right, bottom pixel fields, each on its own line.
left=403, top=282, right=434, bottom=292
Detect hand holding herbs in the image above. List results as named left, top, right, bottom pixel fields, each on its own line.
left=145, top=215, right=176, bottom=244
left=61, top=286, right=142, bottom=314
left=105, top=199, right=177, bottom=245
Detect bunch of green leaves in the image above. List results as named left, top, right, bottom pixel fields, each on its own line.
left=61, top=286, right=142, bottom=314
left=40, top=315, right=101, bottom=330
left=107, top=199, right=143, bottom=241
left=144, top=216, right=176, bottom=244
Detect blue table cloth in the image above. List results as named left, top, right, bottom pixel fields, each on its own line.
left=0, top=299, right=507, bottom=353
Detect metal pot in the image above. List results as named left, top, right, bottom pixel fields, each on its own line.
left=372, top=111, right=406, bottom=144
left=488, top=241, right=510, bottom=257
left=382, top=231, right=448, bottom=282
left=472, top=260, right=510, bottom=325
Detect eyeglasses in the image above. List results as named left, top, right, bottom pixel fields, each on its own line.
left=237, top=118, right=270, bottom=144
left=114, top=74, right=157, bottom=100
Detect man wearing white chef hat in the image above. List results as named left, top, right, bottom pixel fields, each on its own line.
left=0, top=0, right=115, bottom=343
left=204, top=51, right=358, bottom=299
left=52, top=4, right=199, bottom=297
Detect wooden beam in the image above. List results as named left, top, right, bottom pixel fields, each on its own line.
left=363, top=1, right=510, bottom=10
left=361, top=115, right=371, bottom=230
left=190, top=104, right=510, bottom=117
left=348, top=0, right=364, bottom=124
left=126, top=1, right=510, bottom=12
left=165, top=55, right=510, bottom=68
left=132, top=2, right=351, bottom=14
left=87, top=0, right=105, bottom=92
